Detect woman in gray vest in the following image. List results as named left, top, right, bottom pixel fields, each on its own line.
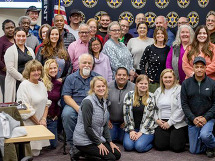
left=166, top=25, right=194, bottom=84
left=73, top=76, right=121, bottom=161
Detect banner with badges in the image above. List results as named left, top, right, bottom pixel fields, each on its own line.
left=41, top=0, right=215, bottom=30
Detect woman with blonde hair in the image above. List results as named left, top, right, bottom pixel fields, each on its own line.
left=123, top=75, right=156, bottom=153
left=43, top=59, right=62, bottom=148
left=73, top=76, right=121, bottom=160
left=86, top=18, right=104, bottom=43
left=36, top=26, right=71, bottom=82
left=17, top=60, right=51, bottom=156
left=154, top=69, right=187, bottom=152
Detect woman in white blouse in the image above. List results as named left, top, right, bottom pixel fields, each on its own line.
left=17, top=60, right=51, bottom=156
left=154, top=69, right=187, bottom=152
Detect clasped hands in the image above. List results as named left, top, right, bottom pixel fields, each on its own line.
left=193, top=116, right=207, bottom=127
left=156, top=119, right=170, bottom=130
left=129, top=131, right=142, bottom=141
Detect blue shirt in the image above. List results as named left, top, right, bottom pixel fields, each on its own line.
left=62, top=70, right=99, bottom=106
left=29, top=24, right=42, bottom=43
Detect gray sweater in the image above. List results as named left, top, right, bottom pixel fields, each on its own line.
left=108, top=81, right=135, bottom=123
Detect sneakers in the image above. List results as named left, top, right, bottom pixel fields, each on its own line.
left=206, top=148, right=215, bottom=158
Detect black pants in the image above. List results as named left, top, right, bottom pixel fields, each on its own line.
left=154, top=125, right=187, bottom=152
left=76, top=142, right=121, bottom=161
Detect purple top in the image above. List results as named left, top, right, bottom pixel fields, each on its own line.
left=93, top=52, right=113, bottom=82
left=0, top=35, right=13, bottom=75
left=48, top=78, right=62, bottom=118
left=166, top=44, right=186, bottom=84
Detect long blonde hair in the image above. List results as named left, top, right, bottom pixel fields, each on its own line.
left=43, top=59, right=58, bottom=91
left=133, top=75, right=149, bottom=107
left=88, top=76, right=108, bottom=99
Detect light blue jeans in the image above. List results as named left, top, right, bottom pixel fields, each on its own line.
left=123, top=129, right=154, bottom=153
left=61, top=105, right=78, bottom=148
left=109, top=123, right=124, bottom=143
left=188, top=119, right=215, bottom=154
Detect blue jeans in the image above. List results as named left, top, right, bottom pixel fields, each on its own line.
left=47, top=119, right=58, bottom=148
left=123, top=129, right=154, bottom=153
left=61, top=105, right=78, bottom=148
left=188, top=119, right=215, bottom=154
left=109, top=123, right=124, bottom=143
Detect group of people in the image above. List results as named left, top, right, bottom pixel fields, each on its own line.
left=0, top=5, right=215, bottom=160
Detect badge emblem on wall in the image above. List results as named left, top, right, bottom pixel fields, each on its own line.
left=94, top=11, right=108, bottom=22
left=131, top=0, right=146, bottom=9
left=119, top=11, right=134, bottom=26
left=177, top=0, right=190, bottom=8
left=145, top=12, right=157, bottom=28
left=79, top=11, right=86, bottom=23
left=107, top=0, right=123, bottom=9
left=82, top=0, right=98, bottom=8
left=155, top=0, right=170, bottom=9
left=187, top=11, right=199, bottom=28
left=198, top=0, right=209, bottom=8
left=5, top=0, right=13, bottom=2
left=166, top=12, right=179, bottom=28
left=63, top=0, right=74, bottom=7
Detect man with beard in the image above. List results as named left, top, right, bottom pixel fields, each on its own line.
left=108, top=67, right=135, bottom=143
left=97, top=14, right=111, bottom=39
left=54, top=14, right=76, bottom=49
left=18, top=16, right=39, bottom=51
left=61, top=54, right=99, bottom=158
left=206, top=14, right=215, bottom=44
left=26, top=6, right=41, bottom=43
left=66, top=9, right=82, bottom=40
left=0, top=19, right=15, bottom=102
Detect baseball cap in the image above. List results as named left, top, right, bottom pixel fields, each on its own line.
left=26, top=6, right=41, bottom=14
left=193, top=57, right=206, bottom=65
left=70, top=9, right=82, bottom=17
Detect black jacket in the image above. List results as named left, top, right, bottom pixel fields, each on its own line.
left=181, top=75, right=215, bottom=125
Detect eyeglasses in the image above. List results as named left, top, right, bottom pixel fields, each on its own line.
left=110, top=29, right=121, bottom=32
left=79, top=31, right=89, bottom=34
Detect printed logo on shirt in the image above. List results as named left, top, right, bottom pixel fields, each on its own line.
left=63, top=0, right=74, bottom=7
left=198, top=0, right=209, bottom=8
left=107, top=0, right=123, bottom=9
left=119, top=11, right=134, bottom=26
left=131, top=0, right=146, bottom=9
left=155, top=0, right=170, bottom=9
left=94, top=11, right=108, bottom=22
left=187, top=11, right=199, bottom=28
left=177, top=0, right=190, bottom=8
left=145, top=12, right=157, bottom=28
left=82, top=0, right=98, bottom=8
left=167, top=12, right=179, bottom=28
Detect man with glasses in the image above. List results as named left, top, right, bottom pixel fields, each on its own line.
left=68, top=24, right=90, bottom=72
left=206, top=14, right=215, bottom=44
left=54, top=14, right=76, bottom=49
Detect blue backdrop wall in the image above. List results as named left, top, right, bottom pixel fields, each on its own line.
left=42, top=0, right=215, bottom=30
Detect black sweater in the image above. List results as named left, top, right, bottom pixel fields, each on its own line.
left=181, top=75, right=215, bottom=125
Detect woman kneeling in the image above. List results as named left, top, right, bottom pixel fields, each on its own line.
left=73, top=76, right=121, bottom=161
left=154, top=69, right=187, bottom=152
left=123, top=75, right=156, bottom=153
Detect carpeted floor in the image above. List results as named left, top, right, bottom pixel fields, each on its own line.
left=33, top=141, right=212, bottom=161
